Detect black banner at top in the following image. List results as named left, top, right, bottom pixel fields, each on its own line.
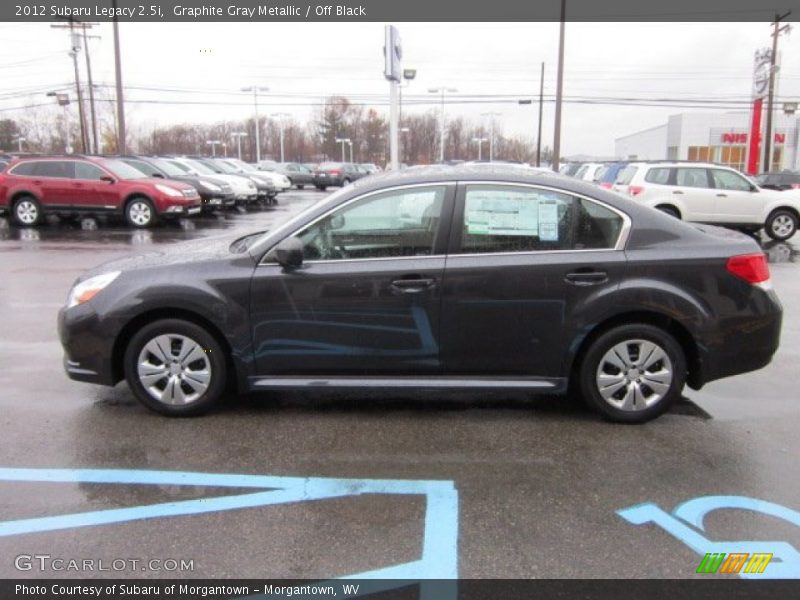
left=2, top=0, right=798, bottom=22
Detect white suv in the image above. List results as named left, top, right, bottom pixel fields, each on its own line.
left=614, top=162, right=800, bottom=240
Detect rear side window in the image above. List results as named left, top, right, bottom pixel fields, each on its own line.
left=615, top=166, right=638, bottom=185
left=644, top=168, right=671, bottom=185
left=575, top=165, right=589, bottom=179
left=9, top=161, right=37, bottom=176
left=33, top=161, right=74, bottom=178
left=675, top=168, right=710, bottom=188
left=594, top=166, right=608, bottom=182
left=459, top=185, right=623, bottom=254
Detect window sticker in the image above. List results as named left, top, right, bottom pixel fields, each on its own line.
left=538, top=201, right=560, bottom=241
left=466, top=191, right=540, bottom=236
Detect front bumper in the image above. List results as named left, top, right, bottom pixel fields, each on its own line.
left=58, top=303, right=118, bottom=386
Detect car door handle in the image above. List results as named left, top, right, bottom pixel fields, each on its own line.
left=565, top=270, right=608, bottom=285
left=672, top=190, right=684, bottom=195
left=390, top=278, right=436, bottom=294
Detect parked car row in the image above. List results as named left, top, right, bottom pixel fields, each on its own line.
left=0, top=154, right=294, bottom=228
left=257, top=161, right=383, bottom=190
left=562, top=160, right=800, bottom=241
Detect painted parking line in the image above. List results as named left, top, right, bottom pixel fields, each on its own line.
left=618, top=495, right=800, bottom=578
left=0, top=468, right=458, bottom=592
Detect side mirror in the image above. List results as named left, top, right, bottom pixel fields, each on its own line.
left=152, top=173, right=165, bottom=179
left=100, top=176, right=115, bottom=184
left=330, top=214, right=345, bottom=230
left=272, top=237, right=304, bottom=269
left=750, top=184, right=759, bottom=192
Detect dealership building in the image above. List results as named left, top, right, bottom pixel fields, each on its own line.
left=615, top=112, right=800, bottom=172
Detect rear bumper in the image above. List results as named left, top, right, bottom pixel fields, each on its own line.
left=691, top=288, right=783, bottom=388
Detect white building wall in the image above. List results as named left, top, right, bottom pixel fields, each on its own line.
left=615, top=124, right=668, bottom=160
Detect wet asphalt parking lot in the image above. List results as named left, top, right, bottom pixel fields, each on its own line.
left=0, top=189, right=799, bottom=581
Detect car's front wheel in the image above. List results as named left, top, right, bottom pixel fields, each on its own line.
left=578, top=324, right=686, bottom=423
left=124, top=319, right=227, bottom=416
left=765, top=209, right=798, bottom=241
left=125, top=197, right=157, bottom=228
left=13, top=196, right=43, bottom=227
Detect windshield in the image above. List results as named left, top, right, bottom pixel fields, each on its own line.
left=183, top=159, right=216, bottom=175
left=150, top=158, right=188, bottom=177
left=212, top=160, right=239, bottom=173
left=100, top=159, right=148, bottom=180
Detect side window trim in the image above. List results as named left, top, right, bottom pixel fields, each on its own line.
left=258, top=182, right=457, bottom=265
left=447, top=181, right=631, bottom=255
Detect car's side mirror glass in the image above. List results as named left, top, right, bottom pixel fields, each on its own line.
left=271, top=237, right=304, bottom=269
left=329, top=214, right=345, bottom=230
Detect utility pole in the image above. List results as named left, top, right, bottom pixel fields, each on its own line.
left=537, top=62, right=544, bottom=167
left=232, top=132, right=247, bottom=160
left=429, top=87, right=457, bottom=162
left=335, top=137, right=350, bottom=162
left=763, top=10, right=791, bottom=173
left=552, top=0, right=566, bottom=171
left=51, top=19, right=88, bottom=153
left=112, top=0, right=127, bottom=154
left=80, top=24, right=100, bottom=154
left=271, top=112, right=290, bottom=162
left=241, top=86, right=269, bottom=163
left=481, top=111, right=501, bottom=161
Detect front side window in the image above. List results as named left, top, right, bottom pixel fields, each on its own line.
left=459, top=185, right=623, bottom=254
left=675, top=168, right=710, bottom=189
left=711, top=169, right=752, bottom=191
left=99, top=159, right=148, bottom=180
left=74, top=162, right=108, bottom=180
left=295, top=186, right=447, bottom=261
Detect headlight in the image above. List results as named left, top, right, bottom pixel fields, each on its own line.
left=281, top=176, right=291, bottom=186
left=155, top=184, right=184, bottom=197
left=199, top=181, right=222, bottom=192
left=67, top=271, right=121, bottom=308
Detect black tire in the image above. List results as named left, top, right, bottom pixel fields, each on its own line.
left=343, top=178, right=352, bottom=185
left=125, top=197, right=157, bottom=228
left=656, top=205, right=681, bottom=219
left=296, top=184, right=304, bottom=190
left=577, top=323, right=686, bottom=423
left=13, top=195, right=43, bottom=227
left=316, top=185, right=327, bottom=191
left=124, top=319, right=227, bottom=417
left=764, top=209, right=798, bottom=241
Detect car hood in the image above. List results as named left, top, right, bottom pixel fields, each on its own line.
left=80, top=234, right=255, bottom=279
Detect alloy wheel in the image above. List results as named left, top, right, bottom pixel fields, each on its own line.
left=16, top=200, right=38, bottom=224
left=771, top=214, right=795, bottom=238
left=128, top=201, right=152, bottom=227
left=136, top=334, right=211, bottom=405
left=595, top=339, right=673, bottom=412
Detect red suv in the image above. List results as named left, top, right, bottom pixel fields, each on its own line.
left=0, top=155, right=201, bottom=228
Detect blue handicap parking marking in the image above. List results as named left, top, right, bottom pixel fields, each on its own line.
left=0, top=467, right=458, bottom=590
left=617, top=495, right=800, bottom=578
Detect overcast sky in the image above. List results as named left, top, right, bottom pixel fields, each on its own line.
left=1, top=21, right=798, bottom=157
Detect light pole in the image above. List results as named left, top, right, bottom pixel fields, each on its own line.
left=552, top=0, right=566, bottom=172
left=481, top=111, right=502, bottom=161
left=47, top=91, right=72, bottom=154
left=206, top=140, right=221, bottom=157
left=472, top=137, right=488, bottom=161
left=13, top=136, right=26, bottom=153
left=428, top=87, right=458, bottom=162
left=399, top=69, right=416, bottom=161
left=335, top=137, right=351, bottom=162
left=231, top=132, right=247, bottom=161
left=347, top=140, right=354, bottom=163
left=241, top=85, right=269, bottom=163
left=271, top=112, right=290, bottom=163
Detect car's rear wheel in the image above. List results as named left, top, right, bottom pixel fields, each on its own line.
left=656, top=205, right=681, bottom=219
left=765, top=209, right=798, bottom=241
left=578, top=324, right=686, bottom=423
left=13, top=196, right=42, bottom=227
left=316, top=185, right=327, bottom=191
left=124, top=319, right=227, bottom=416
left=296, top=184, right=304, bottom=190
left=125, top=197, right=157, bottom=228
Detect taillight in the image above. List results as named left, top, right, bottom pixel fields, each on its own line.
left=726, top=253, right=770, bottom=285
left=628, top=185, right=644, bottom=196
left=791, top=183, right=800, bottom=189
left=329, top=170, right=341, bottom=176
left=600, top=182, right=613, bottom=189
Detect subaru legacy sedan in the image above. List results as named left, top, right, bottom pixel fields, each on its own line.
left=58, top=165, right=782, bottom=422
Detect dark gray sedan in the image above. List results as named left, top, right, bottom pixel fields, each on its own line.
left=58, top=165, right=782, bottom=422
